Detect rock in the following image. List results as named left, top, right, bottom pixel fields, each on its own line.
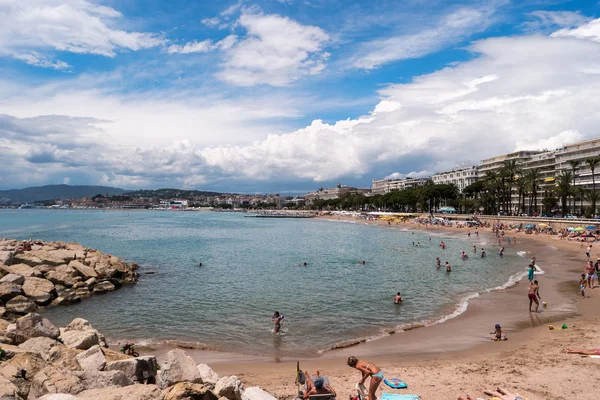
left=0, top=274, right=24, bottom=285
left=6, top=314, right=60, bottom=345
left=7, top=351, right=47, bottom=381
left=214, top=376, right=244, bottom=400
left=76, top=345, right=106, bottom=371
left=5, top=264, right=42, bottom=278
left=77, top=384, right=164, bottom=400
left=84, top=278, right=97, bottom=288
left=33, top=265, right=54, bottom=276
left=0, top=319, right=11, bottom=333
left=6, top=296, right=37, bottom=314
left=73, top=287, right=91, bottom=298
left=68, top=261, right=97, bottom=279
left=74, top=370, right=133, bottom=390
left=22, top=278, right=56, bottom=305
left=0, top=344, right=27, bottom=358
left=65, top=318, right=93, bottom=332
left=101, top=348, right=130, bottom=363
left=38, top=394, right=77, bottom=400
left=48, top=346, right=81, bottom=371
left=0, top=307, right=6, bottom=318
left=92, top=281, right=115, bottom=293
left=197, top=364, right=220, bottom=386
left=60, top=330, right=99, bottom=351
left=241, top=387, right=277, bottom=400
left=29, top=367, right=84, bottom=399
left=0, top=251, right=13, bottom=266
left=157, top=349, right=202, bottom=389
left=0, top=374, right=21, bottom=399
left=105, top=356, right=158, bottom=382
left=46, top=265, right=80, bottom=288
left=28, top=251, right=65, bottom=267
left=0, top=362, right=29, bottom=398
left=165, top=383, right=218, bottom=400
left=0, top=282, right=22, bottom=303
left=18, top=337, right=61, bottom=361
left=11, top=253, right=43, bottom=267
left=92, top=260, right=118, bottom=279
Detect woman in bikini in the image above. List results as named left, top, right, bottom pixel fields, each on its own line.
left=347, top=356, right=383, bottom=400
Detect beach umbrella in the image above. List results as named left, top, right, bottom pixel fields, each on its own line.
left=586, top=225, right=596, bottom=230
left=539, top=223, right=548, bottom=227
left=574, top=227, right=585, bottom=232
left=525, top=224, right=535, bottom=229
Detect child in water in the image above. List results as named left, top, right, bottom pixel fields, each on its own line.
left=271, top=311, right=284, bottom=333
left=490, top=324, right=507, bottom=341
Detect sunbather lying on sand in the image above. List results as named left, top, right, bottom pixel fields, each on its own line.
left=303, top=371, right=336, bottom=399
left=564, top=348, right=600, bottom=356
left=458, top=387, right=527, bottom=400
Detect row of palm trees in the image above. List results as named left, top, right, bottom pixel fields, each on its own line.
left=464, top=156, right=600, bottom=216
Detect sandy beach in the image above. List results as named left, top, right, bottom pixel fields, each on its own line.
left=173, top=215, right=600, bottom=400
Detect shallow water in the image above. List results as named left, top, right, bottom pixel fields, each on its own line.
left=0, top=210, right=527, bottom=356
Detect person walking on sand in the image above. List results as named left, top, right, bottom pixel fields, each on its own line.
left=528, top=280, right=541, bottom=313
left=579, top=273, right=587, bottom=298
left=347, top=357, right=383, bottom=400
left=586, top=244, right=592, bottom=259
left=585, top=260, right=596, bottom=289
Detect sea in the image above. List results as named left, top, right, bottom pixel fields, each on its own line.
left=0, top=209, right=529, bottom=357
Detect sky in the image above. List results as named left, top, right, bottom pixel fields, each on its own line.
left=1, top=0, right=600, bottom=194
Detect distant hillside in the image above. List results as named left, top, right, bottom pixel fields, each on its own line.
left=125, top=188, right=227, bottom=199
left=0, top=185, right=127, bottom=205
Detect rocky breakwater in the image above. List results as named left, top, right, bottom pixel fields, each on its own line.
left=0, top=239, right=139, bottom=320
left=0, top=313, right=276, bottom=400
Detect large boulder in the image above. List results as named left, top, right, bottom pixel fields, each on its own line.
left=0, top=374, right=21, bottom=400
left=0, top=362, right=29, bottom=399
left=197, top=364, right=220, bottom=386
left=76, top=345, right=106, bottom=371
left=28, top=251, right=65, bottom=267
left=5, top=264, right=42, bottom=278
left=6, top=351, right=47, bottom=391
left=0, top=251, right=13, bottom=266
left=105, top=356, right=158, bottom=383
left=22, top=278, right=56, bottom=305
left=0, top=282, right=22, bottom=303
left=29, top=367, right=84, bottom=399
left=63, top=318, right=107, bottom=348
left=18, top=337, right=61, bottom=361
left=92, top=281, right=115, bottom=294
left=11, top=253, right=43, bottom=267
left=68, top=261, right=97, bottom=280
left=0, top=344, right=27, bottom=358
left=74, top=370, right=133, bottom=390
left=165, top=383, right=218, bottom=400
left=242, top=387, right=277, bottom=400
left=0, top=274, right=25, bottom=285
left=6, top=314, right=59, bottom=345
left=0, top=318, right=10, bottom=333
left=6, top=296, right=37, bottom=314
left=48, top=346, right=81, bottom=372
left=77, top=384, right=164, bottom=400
left=157, top=349, right=203, bottom=389
left=91, top=260, right=118, bottom=279
left=46, top=265, right=80, bottom=288
left=60, top=330, right=99, bottom=351
left=33, top=265, right=54, bottom=276
left=214, top=376, right=244, bottom=400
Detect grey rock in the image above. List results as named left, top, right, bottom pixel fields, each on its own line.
left=29, top=367, right=85, bottom=399
left=33, top=265, right=54, bottom=276
left=37, top=394, right=78, bottom=400
left=0, top=282, right=22, bottom=303
left=0, top=274, right=24, bottom=285
left=6, top=313, right=60, bottom=345
left=0, top=374, right=21, bottom=400
left=157, top=349, right=203, bottom=389
left=48, top=346, right=81, bottom=372
left=74, top=370, right=133, bottom=390
left=5, top=264, right=42, bottom=278
left=76, top=345, right=106, bottom=371
left=68, top=261, right=97, bottom=279
left=18, top=337, right=61, bottom=361
left=105, top=356, right=158, bottom=382
left=22, top=278, right=56, bottom=305
left=5, top=296, right=37, bottom=315
left=214, top=376, right=244, bottom=400
left=77, top=384, right=164, bottom=400
left=197, top=364, right=220, bottom=386
left=60, top=330, right=99, bottom=351
left=84, top=278, right=97, bottom=288
left=11, top=253, right=43, bottom=267
left=92, top=281, right=115, bottom=293
left=46, top=265, right=80, bottom=288
left=241, top=387, right=277, bottom=400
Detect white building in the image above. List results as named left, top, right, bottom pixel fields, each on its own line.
left=431, top=166, right=479, bottom=193
left=371, top=177, right=429, bottom=195
left=305, top=185, right=371, bottom=204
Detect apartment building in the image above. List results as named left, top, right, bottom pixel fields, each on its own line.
left=305, top=185, right=371, bottom=204
left=431, top=166, right=479, bottom=193
left=371, top=177, right=429, bottom=195
left=554, top=138, right=600, bottom=191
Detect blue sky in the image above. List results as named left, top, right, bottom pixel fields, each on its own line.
left=1, top=0, right=600, bottom=193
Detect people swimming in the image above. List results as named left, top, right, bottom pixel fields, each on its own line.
left=271, top=311, right=284, bottom=333
left=394, top=292, right=403, bottom=304
left=473, top=245, right=477, bottom=254
left=461, top=251, right=469, bottom=260
left=446, top=261, right=452, bottom=272
left=436, top=257, right=441, bottom=269
left=498, top=247, right=504, bottom=257
left=358, top=261, right=366, bottom=265
left=490, top=324, right=507, bottom=341
left=198, top=262, right=203, bottom=267
left=440, top=241, right=446, bottom=250
left=481, top=248, right=486, bottom=258
left=347, top=357, right=383, bottom=400
left=300, top=262, right=308, bottom=266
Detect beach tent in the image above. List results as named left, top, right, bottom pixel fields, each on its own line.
left=586, top=225, right=596, bottom=230
left=438, top=206, right=456, bottom=213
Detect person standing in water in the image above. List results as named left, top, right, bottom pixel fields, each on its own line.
left=271, top=311, right=284, bottom=333
left=436, top=257, right=441, bottom=269
left=347, top=357, right=383, bottom=400
left=446, top=262, right=452, bottom=272
left=527, top=264, right=537, bottom=283
left=481, top=248, right=486, bottom=258
left=473, top=245, right=477, bottom=254
left=498, top=247, right=504, bottom=257
left=394, top=292, right=403, bottom=304
left=528, top=280, right=541, bottom=313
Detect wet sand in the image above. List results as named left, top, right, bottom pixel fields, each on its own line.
left=139, top=216, right=600, bottom=399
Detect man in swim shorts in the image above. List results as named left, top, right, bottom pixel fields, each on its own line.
left=528, top=280, right=541, bottom=313
left=585, top=260, right=596, bottom=289
left=446, top=262, right=452, bottom=272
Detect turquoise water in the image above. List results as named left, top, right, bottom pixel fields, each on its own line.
left=0, top=210, right=525, bottom=356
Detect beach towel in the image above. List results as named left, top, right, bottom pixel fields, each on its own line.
left=380, top=394, right=421, bottom=400
left=588, top=355, right=600, bottom=358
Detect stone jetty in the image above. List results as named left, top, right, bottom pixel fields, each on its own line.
left=0, top=239, right=139, bottom=320
left=0, top=313, right=274, bottom=400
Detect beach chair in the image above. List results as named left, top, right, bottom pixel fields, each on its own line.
left=295, top=362, right=336, bottom=400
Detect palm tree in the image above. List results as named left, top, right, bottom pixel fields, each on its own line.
left=501, top=159, right=521, bottom=215
left=524, top=168, right=541, bottom=215
left=568, top=160, right=580, bottom=214
left=555, top=171, right=573, bottom=216
left=516, top=174, right=528, bottom=215
left=586, top=157, right=600, bottom=216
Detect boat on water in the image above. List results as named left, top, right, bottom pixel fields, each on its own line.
left=18, top=203, right=33, bottom=209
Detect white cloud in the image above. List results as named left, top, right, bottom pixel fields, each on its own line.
left=385, top=171, right=432, bottom=180
left=202, top=17, right=221, bottom=27
left=551, top=17, right=600, bottom=43
left=352, top=6, right=496, bottom=70
left=12, top=52, right=71, bottom=71
left=167, top=40, right=214, bottom=54
left=216, top=12, right=330, bottom=86
left=63, top=177, right=71, bottom=185
left=0, top=0, right=165, bottom=68
left=525, top=11, right=591, bottom=31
